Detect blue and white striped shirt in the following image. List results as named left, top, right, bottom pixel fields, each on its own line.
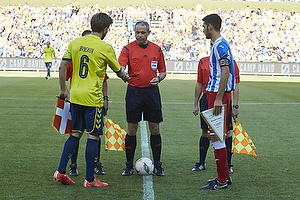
left=206, top=37, right=236, bottom=92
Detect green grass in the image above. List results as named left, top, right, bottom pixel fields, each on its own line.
left=0, top=73, right=300, bottom=199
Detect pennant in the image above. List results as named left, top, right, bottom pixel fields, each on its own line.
left=200, top=105, right=226, bottom=142
left=104, top=117, right=127, bottom=151
left=232, top=121, right=257, bottom=159
left=52, top=98, right=72, bottom=135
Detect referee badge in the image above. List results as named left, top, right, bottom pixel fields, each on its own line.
left=151, top=61, right=158, bottom=70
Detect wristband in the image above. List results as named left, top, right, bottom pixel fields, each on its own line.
left=103, top=96, right=109, bottom=101
left=157, top=76, right=161, bottom=82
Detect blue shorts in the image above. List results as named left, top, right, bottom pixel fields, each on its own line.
left=200, top=93, right=233, bottom=131
left=126, top=85, right=163, bottom=123
left=45, top=62, right=52, bottom=68
left=70, top=103, right=104, bottom=136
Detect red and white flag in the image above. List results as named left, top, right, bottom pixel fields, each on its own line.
left=52, top=98, right=72, bottom=135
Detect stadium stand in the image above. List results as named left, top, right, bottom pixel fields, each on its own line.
left=0, top=2, right=299, bottom=63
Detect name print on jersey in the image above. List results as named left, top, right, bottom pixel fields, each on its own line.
left=79, top=46, right=94, bottom=53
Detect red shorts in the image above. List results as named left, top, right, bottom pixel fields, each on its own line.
left=206, top=92, right=232, bottom=132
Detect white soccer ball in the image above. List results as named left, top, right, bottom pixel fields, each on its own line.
left=135, top=157, right=154, bottom=176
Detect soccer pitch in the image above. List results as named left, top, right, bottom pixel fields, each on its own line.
left=0, top=72, right=299, bottom=199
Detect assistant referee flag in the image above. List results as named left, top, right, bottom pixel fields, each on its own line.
left=232, top=121, right=257, bottom=159
left=52, top=98, right=72, bottom=135
left=104, top=117, right=126, bottom=151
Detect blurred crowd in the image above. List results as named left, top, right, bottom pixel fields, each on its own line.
left=0, top=1, right=299, bottom=63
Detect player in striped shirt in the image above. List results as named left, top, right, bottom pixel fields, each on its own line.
left=201, top=14, right=236, bottom=190
left=192, top=53, right=240, bottom=174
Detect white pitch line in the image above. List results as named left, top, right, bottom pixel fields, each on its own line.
left=140, top=120, right=150, bottom=158
left=111, top=101, right=300, bottom=105
left=140, top=117, right=155, bottom=200
left=0, top=97, right=300, bottom=105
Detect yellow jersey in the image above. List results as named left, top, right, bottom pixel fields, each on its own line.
left=42, top=47, right=55, bottom=62
left=62, top=34, right=121, bottom=107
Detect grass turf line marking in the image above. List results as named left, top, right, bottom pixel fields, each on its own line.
left=1, top=97, right=300, bottom=105
left=140, top=116, right=155, bottom=200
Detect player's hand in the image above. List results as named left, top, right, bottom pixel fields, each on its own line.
left=57, top=91, right=69, bottom=101
left=117, top=69, right=130, bottom=82
left=213, top=99, right=222, bottom=116
left=122, top=72, right=130, bottom=82
left=193, top=106, right=199, bottom=116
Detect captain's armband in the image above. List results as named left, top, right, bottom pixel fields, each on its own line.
left=219, top=58, right=230, bottom=67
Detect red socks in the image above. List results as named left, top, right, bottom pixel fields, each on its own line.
left=214, top=147, right=229, bottom=184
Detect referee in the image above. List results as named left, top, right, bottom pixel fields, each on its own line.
left=118, top=21, right=167, bottom=176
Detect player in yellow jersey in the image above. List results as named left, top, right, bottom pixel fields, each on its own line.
left=53, top=13, right=130, bottom=188
left=40, top=41, right=56, bottom=79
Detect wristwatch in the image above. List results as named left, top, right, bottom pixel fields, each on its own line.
left=233, top=105, right=239, bottom=109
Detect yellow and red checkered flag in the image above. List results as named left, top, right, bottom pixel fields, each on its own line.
left=232, top=121, right=257, bottom=159
left=104, top=117, right=127, bottom=151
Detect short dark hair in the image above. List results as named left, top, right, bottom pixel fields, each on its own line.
left=90, top=13, right=113, bottom=33
left=202, top=14, right=222, bottom=32
left=134, top=21, right=150, bottom=32
left=81, top=30, right=92, bottom=36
